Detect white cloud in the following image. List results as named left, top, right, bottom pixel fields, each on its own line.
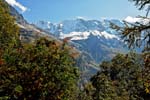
left=5, top=0, right=27, bottom=12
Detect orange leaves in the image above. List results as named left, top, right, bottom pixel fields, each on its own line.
left=0, top=59, right=4, bottom=65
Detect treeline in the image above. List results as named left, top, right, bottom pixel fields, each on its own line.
left=0, top=0, right=150, bottom=100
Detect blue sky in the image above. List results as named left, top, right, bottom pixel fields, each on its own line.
left=10, top=0, right=145, bottom=23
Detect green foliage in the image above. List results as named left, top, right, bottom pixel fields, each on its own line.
left=142, top=52, right=150, bottom=96
left=111, top=1, right=150, bottom=97
left=78, top=82, right=95, bottom=100
left=0, top=1, right=79, bottom=99
left=0, top=0, right=19, bottom=50
left=90, top=53, right=146, bottom=100
left=0, top=38, right=79, bottom=100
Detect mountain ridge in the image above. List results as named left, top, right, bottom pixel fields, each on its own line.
left=35, top=17, right=129, bottom=64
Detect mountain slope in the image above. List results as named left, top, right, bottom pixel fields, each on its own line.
left=8, top=3, right=58, bottom=43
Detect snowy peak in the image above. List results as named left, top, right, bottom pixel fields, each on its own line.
left=60, top=30, right=119, bottom=41
left=35, top=18, right=124, bottom=40
left=124, top=16, right=141, bottom=23
left=35, top=16, right=149, bottom=41
left=58, top=18, right=105, bottom=34
left=124, top=16, right=150, bottom=25
left=35, top=16, right=149, bottom=38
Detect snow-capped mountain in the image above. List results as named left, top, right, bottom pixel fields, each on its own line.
left=35, top=18, right=128, bottom=63
left=35, top=18, right=124, bottom=36
left=35, top=18, right=126, bottom=45
left=36, top=16, right=148, bottom=37
left=36, top=16, right=148, bottom=64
